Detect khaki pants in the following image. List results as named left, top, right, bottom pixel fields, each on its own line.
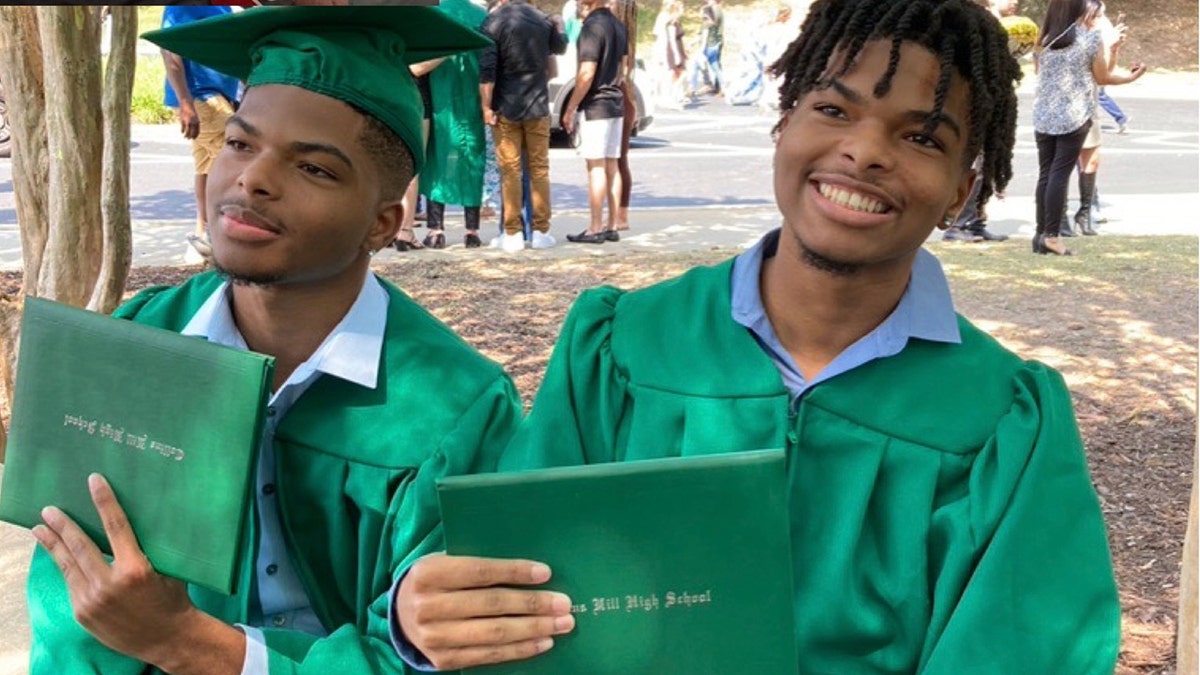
left=494, top=115, right=551, bottom=235
left=191, top=95, right=235, bottom=175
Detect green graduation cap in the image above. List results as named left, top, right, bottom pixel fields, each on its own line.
left=141, top=6, right=492, bottom=174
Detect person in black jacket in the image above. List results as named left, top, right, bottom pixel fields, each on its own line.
left=478, top=0, right=568, bottom=252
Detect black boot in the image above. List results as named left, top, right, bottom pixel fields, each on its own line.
left=1058, top=205, right=1076, bottom=237
left=966, top=217, right=1009, bottom=242
left=1075, top=172, right=1098, bottom=235
left=1092, top=185, right=1107, bottom=223
left=942, top=225, right=981, bottom=242
left=423, top=201, right=446, bottom=249
left=463, top=206, right=482, bottom=248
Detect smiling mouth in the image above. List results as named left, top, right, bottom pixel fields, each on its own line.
left=817, top=182, right=892, bottom=215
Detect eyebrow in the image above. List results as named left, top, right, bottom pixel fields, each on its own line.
left=828, top=78, right=964, bottom=141
left=227, top=115, right=356, bottom=170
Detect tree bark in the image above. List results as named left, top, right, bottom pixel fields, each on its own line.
left=35, top=5, right=103, bottom=307
left=0, top=7, right=130, bottom=462
left=1179, top=434, right=1198, bottom=674
left=0, top=7, right=50, bottom=294
left=89, top=7, right=134, bottom=314
left=0, top=7, right=48, bottom=462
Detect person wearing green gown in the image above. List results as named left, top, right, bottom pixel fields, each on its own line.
left=391, top=1, right=1121, bottom=673
left=419, top=0, right=489, bottom=249
left=25, top=8, right=522, bottom=675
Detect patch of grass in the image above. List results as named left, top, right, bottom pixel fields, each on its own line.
left=136, top=6, right=163, bottom=35
left=131, top=56, right=174, bottom=125
left=933, top=235, right=1199, bottom=300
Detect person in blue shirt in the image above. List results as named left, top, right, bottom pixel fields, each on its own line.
left=160, top=5, right=242, bottom=265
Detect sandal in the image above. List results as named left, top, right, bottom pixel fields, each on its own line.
left=464, top=231, right=482, bottom=248
left=423, top=230, right=446, bottom=250
left=393, top=230, right=425, bottom=251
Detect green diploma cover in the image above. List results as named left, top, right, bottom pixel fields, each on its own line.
left=0, top=297, right=273, bottom=595
left=438, top=449, right=799, bottom=674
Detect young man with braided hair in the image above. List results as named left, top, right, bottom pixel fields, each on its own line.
left=393, top=1, right=1120, bottom=672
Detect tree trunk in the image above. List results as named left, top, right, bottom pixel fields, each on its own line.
left=1179, top=435, right=1198, bottom=674
left=0, top=7, right=133, bottom=462
left=35, top=5, right=103, bottom=307
left=89, top=7, right=135, bottom=314
left=0, top=7, right=49, bottom=293
left=0, top=8, right=48, bottom=462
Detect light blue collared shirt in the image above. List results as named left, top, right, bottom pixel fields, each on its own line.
left=181, top=271, right=390, bottom=675
left=730, top=229, right=961, bottom=400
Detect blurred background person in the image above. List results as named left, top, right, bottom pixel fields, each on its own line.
left=480, top=0, right=568, bottom=252
left=652, top=0, right=687, bottom=109
left=420, top=0, right=488, bottom=249
left=393, top=68, right=437, bottom=251
left=563, top=0, right=627, bottom=244
left=611, top=0, right=637, bottom=233
left=697, top=0, right=724, bottom=96
left=160, top=4, right=240, bottom=265
left=1071, top=1, right=1135, bottom=235
left=942, top=0, right=1023, bottom=243
left=1031, top=0, right=1144, bottom=256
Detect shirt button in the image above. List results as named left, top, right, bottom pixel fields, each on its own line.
left=266, top=563, right=279, bottom=575
left=262, top=483, right=276, bottom=496
left=272, top=615, right=287, bottom=627
left=266, top=406, right=277, bottom=417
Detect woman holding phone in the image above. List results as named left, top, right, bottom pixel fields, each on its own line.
left=1032, top=0, right=1145, bottom=255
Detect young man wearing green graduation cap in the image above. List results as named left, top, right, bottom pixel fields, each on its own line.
left=25, top=7, right=523, bottom=675
left=393, top=0, right=1121, bottom=672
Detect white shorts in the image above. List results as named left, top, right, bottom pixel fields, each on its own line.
left=1082, top=117, right=1101, bottom=149
left=577, top=115, right=622, bottom=160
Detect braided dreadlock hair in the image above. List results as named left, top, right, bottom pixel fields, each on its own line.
left=769, top=0, right=1022, bottom=211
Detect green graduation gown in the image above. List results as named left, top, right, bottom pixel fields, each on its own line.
left=419, top=0, right=487, bottom=208
left=501, top=259, right=1121, bottom=674
left=28, top=271, right=522, bottom=674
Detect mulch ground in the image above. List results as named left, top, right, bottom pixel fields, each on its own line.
left=1, top=234, right=1194, bottom=672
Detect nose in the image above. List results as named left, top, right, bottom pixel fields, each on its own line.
left=839, top=120, right=896, bottom=174
left=236, top=153, right=279, bottom=200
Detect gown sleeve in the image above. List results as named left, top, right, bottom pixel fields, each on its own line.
left=500, top=287, right=628, bottom=472
left=919, top=362, right=1120, bottom=673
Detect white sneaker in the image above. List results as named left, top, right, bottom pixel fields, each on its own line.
left=492, top=232, right=526, bottom=253
left=183, top=244, right=206, bottom=266
left=530, top=231, right=556, bottom=249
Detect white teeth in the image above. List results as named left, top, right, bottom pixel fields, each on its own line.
left=818, top=183, right=888, bottom=214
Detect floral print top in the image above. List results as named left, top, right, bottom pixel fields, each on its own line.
left=1033, top=25, right=1102, bottom=135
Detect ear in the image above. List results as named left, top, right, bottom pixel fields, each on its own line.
left=942, top=167, right=978, bottom=230
left=367, top=199, right=404, bottom=253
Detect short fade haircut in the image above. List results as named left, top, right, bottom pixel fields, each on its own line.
left=353, top=105, right=415, bottom=201
left=770, top=0, right=1022, bottom=211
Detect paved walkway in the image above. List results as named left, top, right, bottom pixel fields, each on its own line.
left=0, top=183, right=1189, bottom=275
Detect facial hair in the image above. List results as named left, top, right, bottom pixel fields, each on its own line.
left=213, top=261, right=285, bottom=287
left=788, top=226, right=862, bottom=277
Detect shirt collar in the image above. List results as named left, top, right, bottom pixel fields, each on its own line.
left=731, top=228, right=961, bottom=347
left=181, top=271, right=389, bottom=390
